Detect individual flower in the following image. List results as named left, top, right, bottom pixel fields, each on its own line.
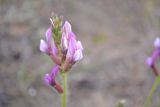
left=61, top=21, right=83, bottom=65
left=44, top=65, right=63, bottom=93
left=67, top=32, right=83, bottom=62
left=64, top=32, right=83, bottom=71
left=40, top=28, right=52, bottom=54
left=147, top=37, right=160, bottom=76
left=40, top=24, right=61, bottom=65
left=61, top=21, right=72, bottom=54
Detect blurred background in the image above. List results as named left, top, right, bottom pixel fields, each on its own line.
left=0, top=0, right=160, bottom=107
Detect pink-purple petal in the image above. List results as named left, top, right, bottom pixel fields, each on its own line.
left=67, top=36, right=76, bottom=57
left=151, top=49, right=160, bottom=63
left=147, top=49, right=160, bottom=67
left=154, top=37, right=160, bottom=49
left=76, top=41, right=83, bottom=50
left=73, top=49, right=83, bottom=61
left=52, top=42, right=58, bottom=55
left=69, top=32, right=77, bottom=52
left=63, top=21, right=72, bottom=33
left=44, top=73, right=52, bottom=85
left=45, top=27, right=52, bottom=44
left=61, top=33, right=68, bottom=51
left=69, top=32, right=76, bottom=40
left=50, top=65, right=60, bottom=78
left=67, top=44, right=73, bottom=58
left=147, top=57, right=153, bottom=67
left=40, top=39, right=48, bottom=53
left=44, top=65, right=60, bottom=86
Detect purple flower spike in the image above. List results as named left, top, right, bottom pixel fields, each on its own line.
left=147, top=38, right=160, bottom=68
left=147, top=37, right=160, bottom=76
left=41, top=15, right=84, bottom=93
left=40, top=39, right=48, bottom=53
left=154, top=37, right=160, bottom=49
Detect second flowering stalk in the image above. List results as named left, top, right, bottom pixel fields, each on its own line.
left=146, top=37, right=160, bottom=107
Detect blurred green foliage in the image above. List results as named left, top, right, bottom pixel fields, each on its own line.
left=92, top=33, right=107, bottom=44
left=0, top=0, right=10, bottom=5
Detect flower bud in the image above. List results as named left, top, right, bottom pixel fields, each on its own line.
left=54, top=83, right=64, bottom=94
left=44, top=65, right=63, bottom=93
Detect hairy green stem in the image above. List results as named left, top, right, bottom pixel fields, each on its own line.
left=61, top=73, right=67, bottom=107
left=144, top=76, right=160, bottom=107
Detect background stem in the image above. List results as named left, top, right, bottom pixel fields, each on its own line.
left=144, top=76, right=160, bottom=107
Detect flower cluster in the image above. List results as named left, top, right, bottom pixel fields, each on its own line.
left=40, top=15, right=83, bottom=93
left=147, top=37, right=160, bottom=76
